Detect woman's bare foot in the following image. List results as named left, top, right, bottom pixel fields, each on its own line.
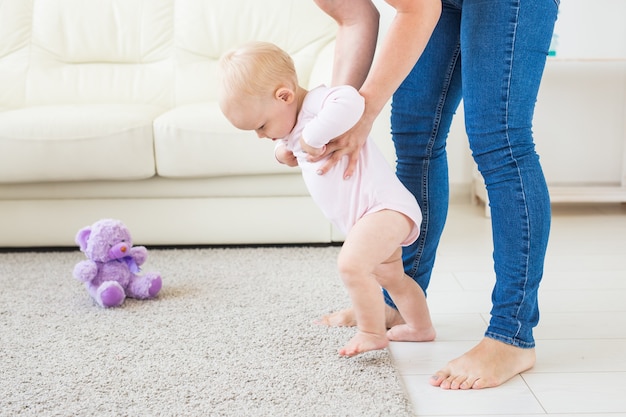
left=317, top=305, right=405, bottom=328
left=386, top=323, right=436, bottom=342
left=339, top=331, right=389, bottom=357
left=429, top=337, right=536, bottom=389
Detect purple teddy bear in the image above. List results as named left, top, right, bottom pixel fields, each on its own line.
left=73, top=219, right=162, bottom=308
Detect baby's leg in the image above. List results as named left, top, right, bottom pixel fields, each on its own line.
left=336, top=234, right=388, bottom=357
left=374, top=248, right=436, bottom=343
left=337, top=209, right=431, bottom=356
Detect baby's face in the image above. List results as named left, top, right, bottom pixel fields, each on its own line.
left=222, top=93, right=297, bottom=141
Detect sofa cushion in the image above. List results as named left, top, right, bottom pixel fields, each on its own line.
left=0, top=104, right=164, bottom=183
left=153, top=103, right=294, bottom=178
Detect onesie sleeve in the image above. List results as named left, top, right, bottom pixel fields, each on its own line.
left=301, top=85, right=365, bottom=149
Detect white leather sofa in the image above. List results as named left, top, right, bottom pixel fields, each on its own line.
left=0, top=0, right=352, bottom=247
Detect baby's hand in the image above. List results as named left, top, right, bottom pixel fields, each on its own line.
left=275, top=146, right=298, bottom=167
left=299, top=137, right=326, bottom=158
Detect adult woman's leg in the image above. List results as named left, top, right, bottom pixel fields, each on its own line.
left=463, top=0, right=556, bottom=350
left=431, top=0, right=557, bottom=389
left=385, top=1, right=463, bottom=308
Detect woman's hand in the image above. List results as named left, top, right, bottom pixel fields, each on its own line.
left=309, top=115, right=372, bottom=179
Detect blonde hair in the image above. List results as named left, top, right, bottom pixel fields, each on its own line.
left=218, top=41, right=298, bottom=99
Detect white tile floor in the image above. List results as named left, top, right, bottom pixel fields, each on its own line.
left=389, top=201, right=626, bottom=417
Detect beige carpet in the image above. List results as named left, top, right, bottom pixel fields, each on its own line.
left=0, top=246, right=414, bottom=416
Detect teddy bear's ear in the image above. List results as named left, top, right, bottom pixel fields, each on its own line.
left=75, top=227, right=92, bottom=252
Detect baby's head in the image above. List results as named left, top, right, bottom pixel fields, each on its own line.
left=218, top=41, right=300, bottom=139
left=218, top=41, right=297, bottom=99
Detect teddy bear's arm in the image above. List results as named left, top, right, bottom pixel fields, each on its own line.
left=73, top=260, right=98, bottom=283
left=129, top=246, right=148, bottom=266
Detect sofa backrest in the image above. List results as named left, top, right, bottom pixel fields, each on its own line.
left=173, top=0, right=337, bottom=106
left=0, top=0, right=336, bottom=109
left=0, top=0, right=30, bottom=110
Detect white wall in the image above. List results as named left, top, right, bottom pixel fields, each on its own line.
left=538, top=0, right=626, bottom=189
left=551, top=0, right=626, bottom=60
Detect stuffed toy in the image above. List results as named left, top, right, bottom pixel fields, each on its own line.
left=73, top=218, right=162, bottom=308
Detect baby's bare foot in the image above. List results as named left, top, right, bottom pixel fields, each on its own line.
left=429, top=337, right=536, bottom=389
left=387, top=323, right=436, bottom=342
left=317, top=308, right=356, bottom=327
left=317, top=305, right=405, bottom=328
left=339, top=331, right=389, bottom=357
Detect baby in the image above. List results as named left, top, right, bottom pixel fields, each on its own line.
left=218, top=41, right=435, bottom=356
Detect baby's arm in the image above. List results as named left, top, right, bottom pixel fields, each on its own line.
left=299, top=139, right=326, bottom=157
left=301, top=86, right=365, bottom=153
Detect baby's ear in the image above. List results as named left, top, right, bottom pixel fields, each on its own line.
left=276, top=87, right=294, bottom=103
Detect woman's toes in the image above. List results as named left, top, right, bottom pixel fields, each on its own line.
left=460, top=376, right=479, bottom=390
left=429, top=372, right=446, bottom=387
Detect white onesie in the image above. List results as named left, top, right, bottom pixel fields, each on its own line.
left=279, top=85, right=422, bottom=245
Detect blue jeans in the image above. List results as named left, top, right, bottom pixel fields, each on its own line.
left=384, top=0, right=558, bottom=348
